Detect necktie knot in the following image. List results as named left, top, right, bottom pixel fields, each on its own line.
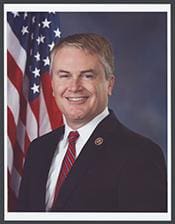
left=68, top=131, right=79, bottom=144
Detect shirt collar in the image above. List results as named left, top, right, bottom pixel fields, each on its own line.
left=63, top=107, right=109, bottom=141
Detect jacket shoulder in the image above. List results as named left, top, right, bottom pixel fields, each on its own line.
left=26, top=126, right=64, bottom=162
left=101, top=111, right=165, bottom=164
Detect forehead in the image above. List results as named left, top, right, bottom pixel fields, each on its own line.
left=54, top=46, right=96, bottom=59
left=53, top=46, right=103, bottom=68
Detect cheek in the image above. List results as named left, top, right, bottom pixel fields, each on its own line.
left=52, top=81, right=64, bottom=96
left=97, top=83, right=110, bottom=96
left=88, top=86, right=107, bottom=106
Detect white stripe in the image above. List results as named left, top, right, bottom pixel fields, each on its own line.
left=7, top=137, right=14, bottom=173
left=66, top=152, right=73, bottom=167
left=11, top=167, right=22, bottom=198
left=69, top=147, right=76, bottom=160
left=7, top=22, right=26, bottom=73
left=39, top=85, right=52, bottom=136
left=64, top=161, right=70, bottom=174
left=7, top=78, right=20, bottom=125
left=26, top=103, right=38, bottom=141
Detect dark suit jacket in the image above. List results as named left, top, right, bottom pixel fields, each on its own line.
left=17, top=111, right=167, bottom=212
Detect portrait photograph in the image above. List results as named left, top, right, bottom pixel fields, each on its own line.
left=2, top=2, right=173, bottom=223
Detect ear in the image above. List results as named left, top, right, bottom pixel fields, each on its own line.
left=108, top=75, right=115, bottom=96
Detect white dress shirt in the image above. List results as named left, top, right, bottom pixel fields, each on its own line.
left=45, top=107, right=109, bottom=211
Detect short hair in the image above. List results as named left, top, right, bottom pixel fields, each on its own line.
left=50, top=33, right=115, bottom=79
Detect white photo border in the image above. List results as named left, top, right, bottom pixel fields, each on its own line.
left=4, top=3, right=172, bottom=222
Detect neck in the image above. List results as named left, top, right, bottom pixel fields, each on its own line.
left=65, top=119, right=91, bottom=130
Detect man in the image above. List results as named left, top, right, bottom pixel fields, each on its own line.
left=17, top=33, right=167, bottom=212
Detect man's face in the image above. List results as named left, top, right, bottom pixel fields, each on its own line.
left=51, top=46, right=115, bottom=129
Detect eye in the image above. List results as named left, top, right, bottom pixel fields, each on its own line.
left=59, top=74, right=69, bottom=78
left=82, top=73, right=95, bottom=79
left=57, top=72, right=70, bottom=79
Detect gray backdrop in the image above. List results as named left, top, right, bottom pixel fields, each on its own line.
left=59, top=12, right=167, bottom=160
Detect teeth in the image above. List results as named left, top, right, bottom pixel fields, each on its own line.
left=67, top=97, right=86, bottom=101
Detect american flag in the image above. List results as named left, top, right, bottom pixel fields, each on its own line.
left=7, top=12, right=63, bottom=211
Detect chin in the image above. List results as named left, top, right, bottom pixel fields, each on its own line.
left=67, top=112, right=90, bottom=123
left=68, top=113, right=85, bottom=121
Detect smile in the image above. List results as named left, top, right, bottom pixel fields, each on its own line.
left=65, top=96, right=88, bottom=103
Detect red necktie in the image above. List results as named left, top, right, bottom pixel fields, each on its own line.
left=52, top=131, right=79, bottom=207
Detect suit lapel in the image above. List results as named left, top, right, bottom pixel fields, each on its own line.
left=42, top=127, right=65, bottom=175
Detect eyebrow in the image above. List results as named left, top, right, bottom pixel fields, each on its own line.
left=56, top=70, right=70, bottom=74
left=80, top=69, right=97, bottom=75
left=56, top=69, right=97, bottom=75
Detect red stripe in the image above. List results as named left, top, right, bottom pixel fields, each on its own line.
left=13, top=143, right=24, bottom=176
left=64, top=157, right=72, bottom=171
left=19, top=93, right=27, bottom=125
left=7, top=107, right=17, bottom=147
left=41, top=72, right=63, bottom=130
left=24, top=132, right=31, bottom=156
left=8, top=107, right=24, bottom=176
left=7, top=51, right=23, bottom=94
left=67, top=149, right=75, bottom=164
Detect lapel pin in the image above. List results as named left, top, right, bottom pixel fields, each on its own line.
left=95, top=137, right=104, bottom=146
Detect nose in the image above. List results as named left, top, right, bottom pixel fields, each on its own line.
left=68, top=78, right=82, bottom=92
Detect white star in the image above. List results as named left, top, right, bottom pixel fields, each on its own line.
left=24, top=12, right=28, bottom=19
left=42, top=18, right=51, bottom=28
left=32, top=68, right=40, bottom=78
left=36, top=35, right=45, bottom=45
left=21, top=26, right=29, bottom=35
left=40, top=35, right=45, bottom=43
left=34, top=52, right=40, bottom=61
left=54, top=28, right=61, bottom=38
left=32, top=16, right=36, bottom=24
left=36, top=36, right=41, bottom=45
left=48, top=41, right=55, bottom=51
left=31, top=83, right=40, bottom=94
left=12, top=12, right=19, bottom=18
left=43, top=57, right=50, bottom=66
